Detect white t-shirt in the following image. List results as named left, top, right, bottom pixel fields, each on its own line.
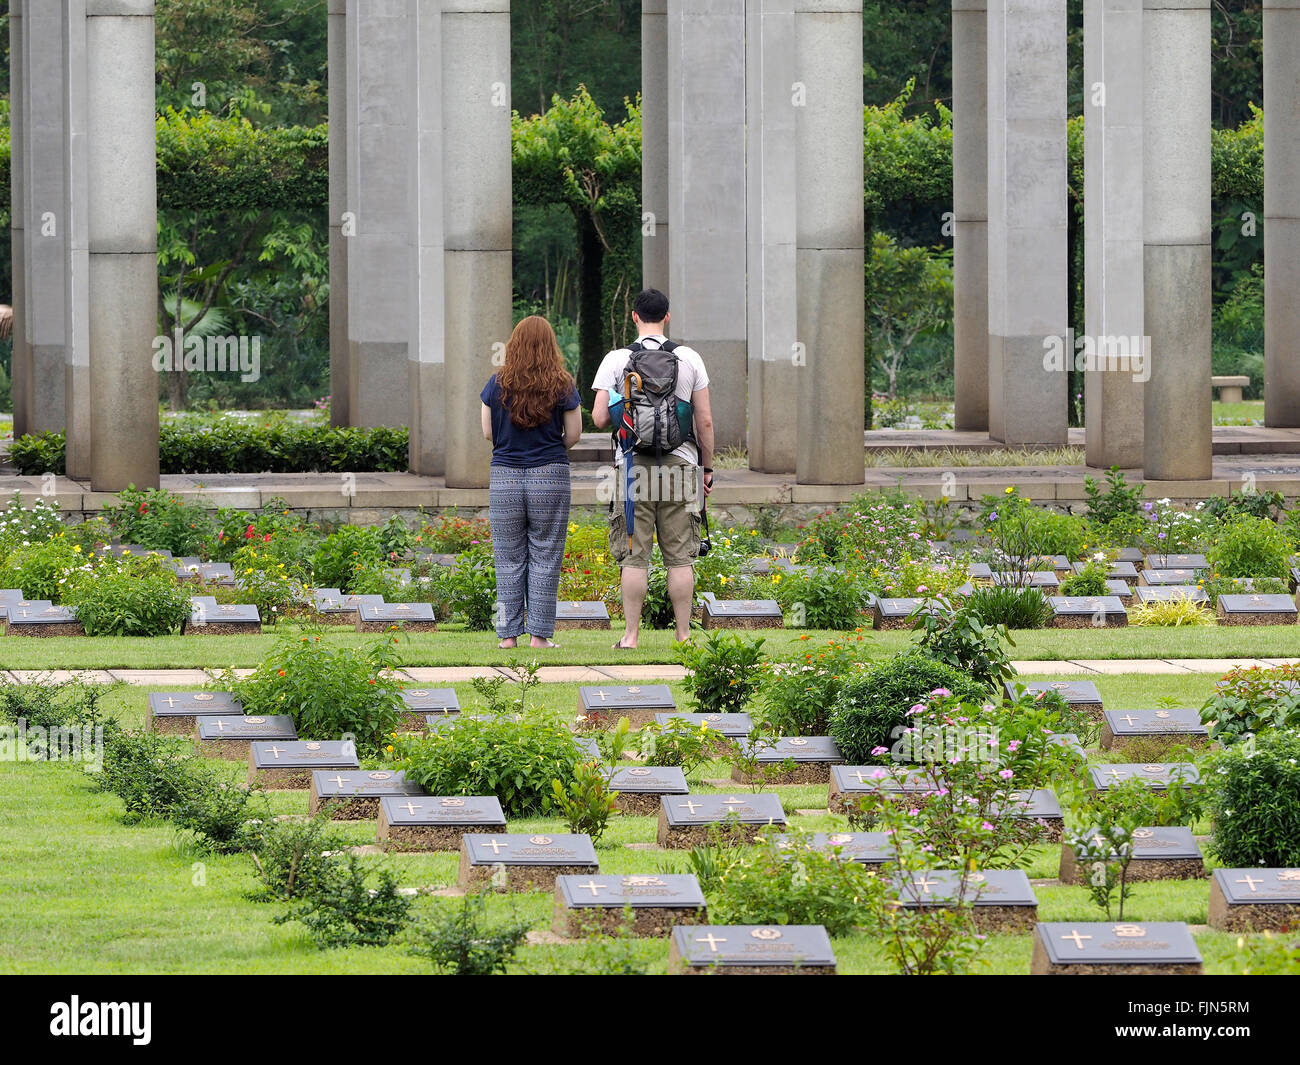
left=592, top=335, right=710, bottom=466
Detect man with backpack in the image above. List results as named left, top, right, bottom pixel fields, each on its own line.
left=591, top=288, right=714, bottom=647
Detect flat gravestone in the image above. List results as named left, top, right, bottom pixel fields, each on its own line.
left=458, top=833, right=598, bottom=893
left=248, top=740, right=359, bottom=789
left=993, top=788, right=1066, bottom=842
left=1114, top=547, right=1146, bottom=565
left=309, top=769, right=425, bottom=819
left=578, top=685, right=676, bottom=729
left=1073, top=560, right=1139, bottom=584
left=1140, top=568, right=1201, bottom=587
left=605, top=765, right=688, bottom=815
left=195, top=714, right=298, bottom=759
left=399, top=687, right=460, bottom=727
left=186, top=603, right=261, bottom=635
left=1101, top=708, right=1208, bottom=750
left=1046, top=734, right=1086, bottom=758
left=5, top=603, right=85, bottom=637
left=0, top=590, right=30, bottom=620
left=1048, top=596, right=1127, bottom=628
left=1031, top=922, right=1203, bottom=974
left=1216, top=593, right=1298, bottom=626
left=1033, top=555, right=1074, bottom=574
left=780, top=831, right=895, bottom=866
left=668, top=925, right=836, bottom=974
left=1208, top=868, right=1300, bottom=932
left=357, top=601, right=437, bottom=632
left=1089, top=762, right=1200, bottom=791
left=313, top=591, right=384, bottom=624
left=554, top=601, right=612, bottom=630
left=1143, top=553, right=1207, bottom=571
left=115, top=544, right=173, bottom=559
left=147, top=691, right=243, bottom=734
left=573, top=736, right=601, bottom=762
left=176, top=561, right=235, bottom=584
left=701, top=597, right=784, bottom=630
left=658, top=793, right=786, bottom=849
left=872, top=597, right=939, bottom=631
left=379, top=795, right=506, bottom=852
left=1104, top=580, right=1133, bottom=601
left=828, top=766, right=936, bottom=814
left=1007, top=680, right=1104, bottom=719
left=991, top=571, right=1059, bottom=589
left=552, top=874, right=707, bottom=938
left=655, top=712, right=753, bottom=739
left=1060, top=826, right=1204, bottom=885
left=967, top=562, right=993, bottom=581
left=1135, top=585, right=1208, bottom=605
left=731, top=736, right=844, bottom=785
left=895, top=869, right=1038, bottom=934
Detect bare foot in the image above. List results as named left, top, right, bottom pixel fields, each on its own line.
left=498, top=637, right=517, bottom=649
left=530, top=637, right=559, bottom=649
left=612, top=637, right=637, bottom=649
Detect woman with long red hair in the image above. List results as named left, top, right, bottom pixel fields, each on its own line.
left=480, top=315, right=582, bottom=648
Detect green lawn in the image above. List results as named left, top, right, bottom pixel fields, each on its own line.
left=0, top=737, right=1251, bottom=975
left=4, top=622, right=1300, bottom=670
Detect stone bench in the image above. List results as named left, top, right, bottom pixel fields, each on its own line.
left=1212, top=375, right=1251, bottom=403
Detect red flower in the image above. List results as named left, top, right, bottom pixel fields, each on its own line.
left=263, top=534, right=271, bottom=542
left=244, top=524, right=255, bottom=539
left=138, top=502, right=149, bottom=515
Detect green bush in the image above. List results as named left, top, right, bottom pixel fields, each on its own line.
left=310, top=525, right=387, bottom=594
left=0, top=536, right=86, bottom=601
left=1206, top=730, right=1300, bottom=868
left=9, top=424, right=409, bottom=477
left=1082, top=466, right=1145, bottom=525
left=773, top=566, right=870, bottom=629
left=760, top=635, right=868, bottom=736
left=172, top=773, right=268, bottom=854
left=1198, top=664, right=1300, bottom=745
left=96, top=731, right=199, bottom=822
left=1199, top=575, right=1289, bottom=607
left=63, top=556, right=191, bottom=636
left=275, top=854, right=412, bottom=949
left=706, top=828, right=879, bottom=937
left=828, top=652, right=987, bottom=764
left=442, top=546, right=497, bottom=631
left=231, top=635, right=404, bottom=757
left=247, top=816, right=350, bottom=902
left=636, top=718, right=715, bottom=776
left=100, top=486, right=214, bottom=555
left=909, top=597, right=1014, bottom=690
left=676, top=631, right=767, bottom=715
left=410, top=895, right=532, bottom=974
left=1206, top=515, right=1292, bottom=579
left=0, top=495, right=65, bottom=558
left=397, top=714, right=582, bottom=818
left=963, top=586, right=1054, bottom=629
left=1059, top=556, right=1109, bottom=597
left=552, top=760, right=618, bottom=843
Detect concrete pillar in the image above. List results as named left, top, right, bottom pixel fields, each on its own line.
left=746, top=0, right=798, bottom=473
left=1264, top=0, right=1300, bottom=426
left=666, top=0, right=748, bottom=449
left=345, top=0, right=412, bottom=428
left=1142, top=0, right=1211, bottom=479
left=641, top=0, right=670, bottom=292
left=986, top=0, right=1068, bottom=445
left=86, top=0, right=159, bottom=491
left=63, top=0, right=91, bottom=479
left=21, top=0, right=68, bottom=433
left=794, top=0, right=865, bottom=485
left=952, top=0, right=989, bottom=431
left=327, top=0, right=350, bottom=427
left=442, top=0, right=511, bottom=489
left=9, top=2, right=27, bottom=437
left=1083, top=0, right=1145, bottom=467
left=407, top=0, right=445, bottom=475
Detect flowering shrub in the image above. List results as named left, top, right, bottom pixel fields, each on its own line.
left=231, top=543, right=308, bottom=623
left=1206, top=729, right=1300, bottom=867
left=676, top=631, right=767, bottom=715
left=205, top=498, right=320, bottom=564
left=100, top=486, right=213, bottom=555
left=63, top=555, right=191, bottom=636
left=311, top=524, right=387, bottom=593
left=0, top=535, right=91, bottom=601
left=1199, top=663, right=1300, bottom=745
left=1059, top=553, right=1110, bottom=597
left=0, top=495, right=64, bottom=560
left=558, top=523, right=618, bottom=606
left=230, top=634, right=404, bottom=756
left=443, top=545, right=497, bottom=630
left=1206, top=514, right=1292, bottom=579
left=772, top=566, right=871, bottom=629
left=418, top=511, right=491, bottom=553
left=760, top=634, right=869, bottom=735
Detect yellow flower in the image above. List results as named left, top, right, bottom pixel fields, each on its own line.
left=245, top=568, right=254, bottom=574
left=386, top=745, right=394, bottom=753
left=719, top=575, right=729, bottom=585
left=72, top=545, right=81, bottom=553
left=1004, top=487, right=1015, bottom=495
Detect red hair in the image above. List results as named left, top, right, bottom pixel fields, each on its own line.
left=497, top=316, right=574, bottom=429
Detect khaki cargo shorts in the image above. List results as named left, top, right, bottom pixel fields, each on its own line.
left=608, top=455, right=702, bottom=569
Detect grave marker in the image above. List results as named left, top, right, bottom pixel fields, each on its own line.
left=458, top=833, right=599, bottom=893
left=1005, top=680, right=1104, bottom=720
left=247, top=740, right=359, bottom=789
left=668, top=925, right=836, bottom=974
left=146, top=691, right=242, bottom=735
left=308, top=769, right=426, bottom=819
left=657, top=793, right=787, bottom=849
left=1048, top=596, right=1128, bottom=628
left=4, top=603, right=85, bottom=637
left=730, top=736, right=845, bottom=785
left=578, top=684, right=676, bottom=730
left=554, top=601, right=612, bottom=630
left=777, top=831, right=896, bottom=866
left=894, top=869, right=1039, bottom=934
left=356, top=601, right=437, bottom=633
left=1216, top=593, right=1299, bottom=626
left=185, top=603, right=262, bottom=635
left=701, top=596, right=785, bottom=630
left=1088, top=763, right=1200, bottom=791
left=1100, top=708, right=1208, bottom=751
left=604, top=765, right=688, bottom=815
left=552, top=873, right=707, bottom=937
left=379, top=795, right=507, bottom=852
left=1134, top=585, right=1208, bottom=605
left=1059, top=825, right=1205, bottom=884
left=1030, top=922, right=1203, bottom=974
left=195, top=714, right=297, bottom=759
left=1208, top=868, right=1300, bottom=932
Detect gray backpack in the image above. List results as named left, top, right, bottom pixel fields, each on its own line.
left=620, top=340, right=693, bottom=457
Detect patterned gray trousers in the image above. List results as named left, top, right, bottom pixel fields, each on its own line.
left=488, top=462, right=571, bottom=639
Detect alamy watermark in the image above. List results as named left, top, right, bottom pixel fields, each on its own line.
left=1042, top=329, right=1151, bottom=384
left=152, top=330, right=261, bottom=383
left=0, top=718, right=105, bottom=772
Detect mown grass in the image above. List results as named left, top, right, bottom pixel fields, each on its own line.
left=4, top=621, right=1300, bottom=671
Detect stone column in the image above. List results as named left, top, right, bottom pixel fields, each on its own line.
left=1083, top=0, right=1144, bottom=467
left=327, top=0, right=350, bottom=427
left=1142, top=0, right=1211, bottom=479
left=21, top=0, right=68, bottom=433
left=794, top=0, right=865, bottom=485
left=407, top=0, right=445, bottom=475
left=442, top=0, right=511, bottom=489
left=986, top=0, right=1068, bottom=445
left=86, top=0, right=159, bottom=490
left=666, top=0, right=748, bottom=449
left=641, top=0, right=669, bottom=292
left=1264, top=0, right=1300, bottom=426
left=746, top=0, right=798, bottom=473
left=64, top=0, right=92, bottom=479
left=344, top=0, right=411, bottom=429
left=952, top=0, right=989, bottom=431
left=9, top=1, right=28, bottom=438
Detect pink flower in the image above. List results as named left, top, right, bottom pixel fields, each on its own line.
left=908, top=703, right=926, bottom=716
left=930, top=687, right=951, bottom=698
left=1008, top=740, right=1021, bottom=751
left=981, top=821, right=994, bottom=831
left=998, top=769, right=1014, bottom=780
left=870, top=745, right=889, bottom=756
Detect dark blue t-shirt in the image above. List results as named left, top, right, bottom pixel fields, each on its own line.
left=480, top=375, right=581, bottom=468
